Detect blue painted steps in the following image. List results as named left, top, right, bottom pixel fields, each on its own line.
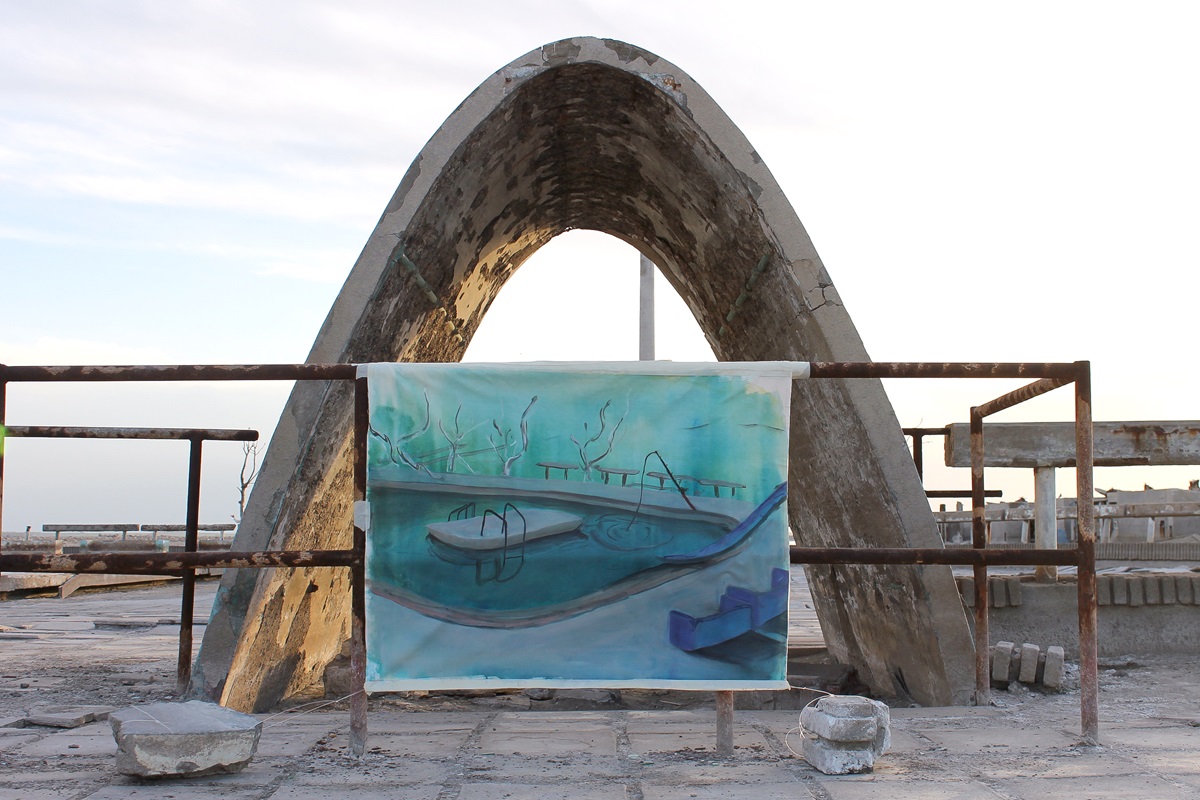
left=668, top=567, right=789, bottom=652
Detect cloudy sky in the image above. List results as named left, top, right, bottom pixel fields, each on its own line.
left=3, top=1, right=1199, bottom=530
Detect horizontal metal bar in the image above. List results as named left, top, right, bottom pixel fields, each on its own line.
left=975, top=377, right=1071, bottom=419
left=904, top=427, right=949, bottom=437
left=5, top=426, right=258, bottom=441
left=1, top=364, right=357, bottom=382
left=926, top=489, right=1003, bottom=499
left=2, top=362, right=1082, bottom=383
left=140, top=524, right=236, bottom=531
left=0, top=550, right=359, bottom=574
left=807, top=362, right=1079, bottom=380
left=790, top=546, right=1079, bottom=566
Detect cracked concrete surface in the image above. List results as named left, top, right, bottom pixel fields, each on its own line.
left=3, top=584, right=1199, bottom=798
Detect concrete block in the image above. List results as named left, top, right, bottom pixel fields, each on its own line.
left=109, top=700, right=261, bottom=778
left=1111, top=575, right=1129, bottom=605
left=801, top=736, right=876, bottom=774
left=1043, top=646, right=1066, bottom=690
left=25, top=706, right=115, bottom=729
left=1006, top=578, right=1023, bottom=607
left=800, top=699, right=877, bottom=743
left=1096, top=575, right=1112, bottom=606
left=1144, top=575, right=1162, bottom=604
left=799, top=696, right=890, bottom=775
left=1175, top=574, right=1195, bottom=605
left=960, top=577, right=974, bottom=607
left=991, top=642, right=1015, bottom=683
left=1128, top=577, right=1145, bottom=607
left=1018, top=643, right=1040, bottom=683
left=990, top=577, right=1008, bottom=608
left=1161, top=575, right=1178, bottom=605
left=1190, top=575, right=1200, bottom=604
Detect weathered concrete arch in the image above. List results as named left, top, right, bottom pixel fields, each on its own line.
left=193, top=37, right=974, bottom=710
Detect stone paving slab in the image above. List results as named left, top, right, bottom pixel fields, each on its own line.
left=267, top=786, right=440, bottom=800
left=457, top=782, right=628, bottom=800
left=914, top=724, right=1078, bottom=753
left=821, top=779, right=1000, bottom=799
left=1096, top=723, right=1200, bottom=748
left=643, top=783, right=808, bottom=799
left=361, top=730, right=475, bottom=757
left=479, top=728, right=618, bottom=757
left=0, top=787, right=78, bottom=800
left=1006, top=774, right=1197, bottom=799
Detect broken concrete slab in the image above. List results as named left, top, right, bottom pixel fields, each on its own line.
left=109, top=700, right=261, bottom=777
left=24, top=705, right=115, bottom=728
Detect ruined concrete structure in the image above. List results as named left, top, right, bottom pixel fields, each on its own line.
left=192, top=37, right=975, bottom=710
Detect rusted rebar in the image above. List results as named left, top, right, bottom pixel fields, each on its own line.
left=2, top=363, right=357, bottom=382
left=5, top=426, right=257, bottom=441
left=808, top=362, right=1078, bottom=380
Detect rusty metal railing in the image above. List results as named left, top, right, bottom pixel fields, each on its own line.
left=0, top=363, right=368, bottom=754
left=2, top=424, right=259, bottom=692
left=0, top=361, right=1099, bottom=748
left=791, top=361, right=1098, bottom=744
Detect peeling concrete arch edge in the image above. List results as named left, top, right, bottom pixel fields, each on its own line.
left=193, top=37, right=975, bottom=711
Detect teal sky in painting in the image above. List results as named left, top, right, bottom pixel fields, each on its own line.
left=367, top=365, right=788, bottom=502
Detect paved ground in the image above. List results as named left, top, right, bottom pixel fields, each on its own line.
left=2, top=581, right=1199, bottom=798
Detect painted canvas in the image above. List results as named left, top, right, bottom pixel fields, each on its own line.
left=364, top=361, right=794, bottom=691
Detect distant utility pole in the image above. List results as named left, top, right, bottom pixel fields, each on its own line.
left=639, top=253, right=655, bottom=361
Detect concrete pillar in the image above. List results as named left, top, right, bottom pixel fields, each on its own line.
left=1034, top=466, right=1057, bottom=582
left=639, top=253, right=655, bottom=362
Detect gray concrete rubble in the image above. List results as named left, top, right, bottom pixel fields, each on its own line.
left=990, top=641, right=1067, bottom=690
left=799, top=695, right=890, bottom=774
left=194, top=34, right=975, bottom=715
left=109, top=700, right=261, bottom=777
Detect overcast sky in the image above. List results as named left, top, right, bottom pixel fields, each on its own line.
left=3, top=1, right=1199, bottom=531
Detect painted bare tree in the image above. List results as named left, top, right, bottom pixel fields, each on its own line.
left=368, top=390, right=435, bottom=474
left=571, top=399, right=625, bottom=480
left=439, top=405, right=478, bottom=473
left=232, top=441, right=263, bottom=525
left=489, top=396, right=538, bottom=475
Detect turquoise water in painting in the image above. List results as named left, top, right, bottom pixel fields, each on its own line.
left=367, top=484, right=736, bottom=614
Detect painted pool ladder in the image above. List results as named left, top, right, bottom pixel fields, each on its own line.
left=445, top=501, right=528, bottom=583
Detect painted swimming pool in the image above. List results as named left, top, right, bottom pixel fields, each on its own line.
left=366, top=483, right=744, bottom=618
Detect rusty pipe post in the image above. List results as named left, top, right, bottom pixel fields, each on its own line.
left=911, top=432, right=924, bottom=479
left=715, top=691, right=734, bottom=757
left=177, top=436, right=203, bottom=694
left=969, top=407, right=990, bottom=706
left=1075, top=362, right=1099, bottom=744
left=349, top=374, right=369, bottom=757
